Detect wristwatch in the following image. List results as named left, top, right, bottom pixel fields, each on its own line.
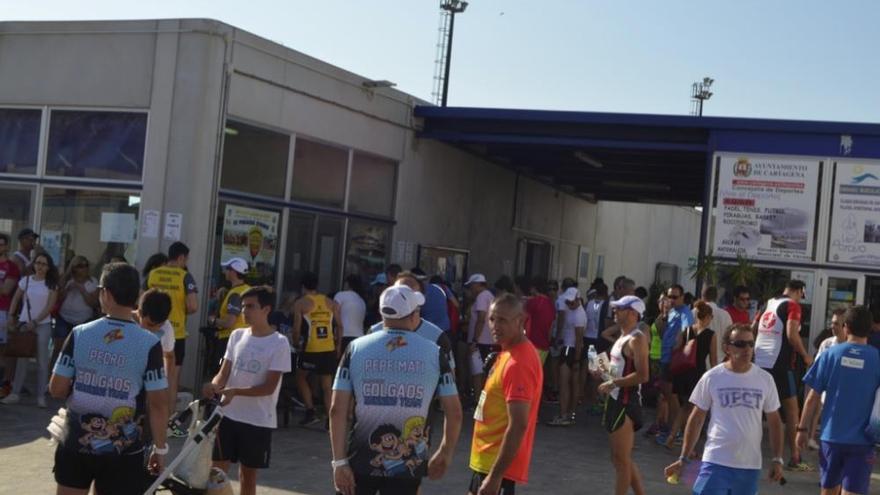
left=678, top=456, right=689, bottom=464
left=331, top=458, right=349, bottom=469
left=152, top=444, right=169, bottom=455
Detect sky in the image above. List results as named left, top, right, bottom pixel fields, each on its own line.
left=4, top=0, right=879, bottom=122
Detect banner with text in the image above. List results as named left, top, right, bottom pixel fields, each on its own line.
left=712, top=155, right=820, bottom=262
left=828, top=161, right=880, bottom=266
left=221, top=204, right=279, bottom=284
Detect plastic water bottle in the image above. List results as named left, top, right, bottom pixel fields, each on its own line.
left=587, top=345, right=598, bottom=372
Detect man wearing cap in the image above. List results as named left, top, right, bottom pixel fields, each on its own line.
left=410, top=267, right=451, bottom=332
left=548, top=287, right=586, bottom=426
left=597, top=295, right=650, bottom=495
left=207, top=258, right=251, bottom=376
left=12, top=227, right=38, bottom=275
left=329, top=285, right=462, bottom=495
left=466, top=273, right=494, bottom=401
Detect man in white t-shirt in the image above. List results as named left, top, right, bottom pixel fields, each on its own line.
left=548, top=287, right=586, bottom=426
left=466, top=273, right=494, bottom=400
left=665, top=323, right=784, bottom=494
left=137, top=289, right=176, bottom=376
left=203, top=286, right=292, bottom=495
left=334, top=274, right=367, bottom=351
left=701, top=286, right=733, bottom=360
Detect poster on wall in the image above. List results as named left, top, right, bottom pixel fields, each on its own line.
left=712, top=154, right=820, bottom=262
left=828, top=161, right=880, bottom=266
left=221, top=204, right=279, bottom=284
left=345, top=223, right=388, bottom=285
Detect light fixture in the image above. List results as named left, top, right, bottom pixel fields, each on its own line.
left=224, top=127, right=239, bottom=136
left=573, top=151, right=604, bottom=169
left=602, top=180, right=672, bottom=192
left=362, top=79, right=397, bottom=89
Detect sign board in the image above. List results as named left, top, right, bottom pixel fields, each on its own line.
left=712, top=155, right=820, bottom=262
left=221, top=204, right=279, bottom=284
left=828, top=161, right=880, bottom=266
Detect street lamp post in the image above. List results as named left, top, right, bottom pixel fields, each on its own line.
left=691, top=77, right=714, bottom=116
left=440, top=0, right=468, bottom=107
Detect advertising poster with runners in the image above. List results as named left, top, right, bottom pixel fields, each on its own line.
left=828, top=161, right=880, bottom=266
left=712, top=154, right=820, bottom=262
left=221, top=204, right=279, bottom=283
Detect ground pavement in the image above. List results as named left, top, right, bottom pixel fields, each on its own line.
left=5, top=387, right=878, bottom=494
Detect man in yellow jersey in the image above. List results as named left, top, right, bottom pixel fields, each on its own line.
left=207, top=257, right=251, bottom=377
left=146, top=241, right=199, bottom=414
left=292, top=271, right=342, bottom=427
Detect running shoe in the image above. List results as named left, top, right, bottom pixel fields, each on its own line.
left=299, top=408, right=320, bottom=426
left=546, top=416, right=574, bottom=427
left=0, top=393, right=20, bottom=405
left=644, top=423, right=662, bottom=437
left=808, top=439, right=820, bottom=451
left=786, top=459, right=815, bottom=472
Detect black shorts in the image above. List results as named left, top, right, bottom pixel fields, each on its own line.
left=560, top=346, right=580, bottom=367
left=602, top=395, right=643, bottom=433
left=764, top=367, right=798, bottom=400
left=299, top=351, right=338, bottom=375
left=54, top=446, right=148, bottom=494
left=469, top=470, right=516, bottom=494
left=174, top=338, right=186, bottom=366
left=212, top=417, right=272, bottom=468
left=339, top=474, right=422, bottom=495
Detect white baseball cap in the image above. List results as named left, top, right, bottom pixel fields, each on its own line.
left=610, top=295, right=646, bottom=316
left=380, top=284, right=425, bottom=319
left=221, top=257, right=249, bottom=275
left=464, top=273, right=487, bottom=286
left=562, top=287, right=580, bottom=302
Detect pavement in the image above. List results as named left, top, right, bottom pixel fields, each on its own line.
left=6, top=384, right=879, bottom=495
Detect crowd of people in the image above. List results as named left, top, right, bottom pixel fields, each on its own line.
left=3, top=231, right=880, bottom=494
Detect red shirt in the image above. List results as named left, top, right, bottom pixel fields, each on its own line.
left=0, top=259, right=20, bottom=311
left=524, top=295, right=554, bottom=350
left=725, top=305, right=750, bottom=325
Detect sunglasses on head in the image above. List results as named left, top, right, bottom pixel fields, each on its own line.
left=729, top=339, right=755, bottom=348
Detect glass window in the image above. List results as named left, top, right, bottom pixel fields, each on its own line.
left=0, top=185, right=34, bottom=239
left=291, top=138, right=347, bottom=208
left=349, top=152, right=396, bottom=217
left=220, top=121, right=289, bottom=198
left=315, top=217, right=344, bottom=294
left=46, top=111, right=147, bottom=181
left=345, top=221, right=390, bottom=288
left=0, top=108, right=41, bottom=175
left=282, top=212, right=316, bottom=298
left=40, top=188, right=140, bottom=274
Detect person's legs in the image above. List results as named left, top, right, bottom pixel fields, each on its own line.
left=11, top=355, right=28, bottom=394
left=239, top=465, right=258, bottom=495
left=659, top=376, right=678, bottom=441
left=53, top=446, right=93, bottom=495
left=781, top=395, right=800, bottom=463
left=609, top=415, right=644, bottom=495
left=320, top=374, right=334, bottom=414
left=296, top=369, right=314, bottom=409
left=839, top=443, right=874, bottom=495
left=558, top=361, right=572, bottom=419
left=665, top=402, right=692, bottom=449
left=36, top=322, right=51, bottom=399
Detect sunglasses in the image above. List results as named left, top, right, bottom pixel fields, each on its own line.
left=729, top=340, right=755, bottom=348
left=667, top=294, right=681, bottom=299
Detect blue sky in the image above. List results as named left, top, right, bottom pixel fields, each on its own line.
left=5, top=0, right=878, bottom=122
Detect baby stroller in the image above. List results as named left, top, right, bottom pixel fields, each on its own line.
left=144, top=398, right=229, bottom=495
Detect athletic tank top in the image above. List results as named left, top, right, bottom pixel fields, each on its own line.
left=303, top=294, right=335, bottom=353
left=146, top=266, right=188, bottom=339
left=609, top=329, right=643, bottom=403
left=217, top=283, right=251, bottom=339
left=755, top=297, right=800, bottom=370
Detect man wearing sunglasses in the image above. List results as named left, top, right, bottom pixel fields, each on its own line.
left=754, top=279, right=812, bottom=470
left=655, top=284, right=694, bottom=446
left=665, top=323, right=784, bottom=494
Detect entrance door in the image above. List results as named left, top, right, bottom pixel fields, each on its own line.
left=864, top=276, right=880, bottom=316
left=812, top=270, right=865, bottom=344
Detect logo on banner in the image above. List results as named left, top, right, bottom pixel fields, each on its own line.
left=733, top=158, right=752, bottom=178
left=849, top=165, right=880, bottom=185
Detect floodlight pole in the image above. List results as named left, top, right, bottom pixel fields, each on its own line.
left=441, top=1, right=468, bottom=107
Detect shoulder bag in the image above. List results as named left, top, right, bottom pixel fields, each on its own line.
left=5, top=276, right=37, bottom=358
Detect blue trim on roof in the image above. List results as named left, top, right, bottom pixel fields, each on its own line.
left=712, top=130, right=880, bottom=160
left=414, top=106, right=880, bottom=137
left=417, top=130, right=707, bottom=152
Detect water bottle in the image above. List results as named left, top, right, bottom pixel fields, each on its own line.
left=587, top=345, right=598, bottom=372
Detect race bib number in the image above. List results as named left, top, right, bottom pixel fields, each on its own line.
left=317, top=326, right=329, bottom=339
left=474, top=390, right=487, bottom=422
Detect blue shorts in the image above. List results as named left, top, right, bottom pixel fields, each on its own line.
left=692, top=462, right=759, bottom=495
left=819, top=441, right=875, bottom=494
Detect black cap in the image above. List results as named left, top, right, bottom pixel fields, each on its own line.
left=17, top=228, right=38, bottom=240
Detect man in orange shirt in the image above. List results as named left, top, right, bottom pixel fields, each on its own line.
left=469, top=293, right=544, bottom=495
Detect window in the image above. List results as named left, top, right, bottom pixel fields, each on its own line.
left=291, top=138, right=347, bottom=208
left=349, top=152, right=396, bottom=217
left=282, top=212, right=316, bottom=297
left=0, top=108, right=41, bottom=175
left=517, top=238, right=552, bottom=280
left=345, top=221, right=390, bottom=288
left=220, top=121, right=289, bottom=198
left=595, top=255, right=605, bottom=281
left=0, top=185, right=34, bottom=238
left=46, top=111, right=147, bottom=181
left=40, top=188, right=140, bottom=273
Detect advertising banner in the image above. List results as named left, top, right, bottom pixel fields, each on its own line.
left=221, top=204, right=279, bottom=284
left=712, top=155, right=820, bottom=262
left=828, top=161, right=880, bottom=266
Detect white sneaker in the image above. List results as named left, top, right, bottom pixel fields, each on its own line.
left=0, top=393, right=20, bottom=405
left=37, top=396, right=47, bottom=408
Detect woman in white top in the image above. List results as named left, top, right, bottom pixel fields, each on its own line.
left=334, top=274, right=366, bottom=351
left=51, top=255, right=99, bottom=366
left=3, top=251, right=59, bottom=407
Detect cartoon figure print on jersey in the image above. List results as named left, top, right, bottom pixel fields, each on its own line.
left=368, top=418, right=430, bottom=477
left=76, top=407, right=146, bottom=455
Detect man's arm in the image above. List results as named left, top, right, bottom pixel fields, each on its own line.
left=428, top=393, right=463, bottom=480
left=49, top=332, right=76, bottom=399
left=600, top=323, right=620, bottom=344
left=680, top=406, right=708, bottom=458
left=766, top=410, right=785, bottom=481
left=482, top=401, right=530, bottom=489
left=332, top=299, right=343, bottom=351
left=162, top=352, right=175, bottom=378
left=220, top=370, right=283, bottom=404
left=329, top=389, right=356, bottom=495
left=472, top=310, right=487, bottom=344
left=203, top=359, right=233, bottom=397
left=796, top=389, right=822, bottom=451
left=185, top=293, right=198, bottom=315
left=291, top=300, right=304, bottom=348
left=786, top=320, right=812, bottom=366
left=0, top=274, right=17, bottom=296
left=146, top=388, right=169, bottom=472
